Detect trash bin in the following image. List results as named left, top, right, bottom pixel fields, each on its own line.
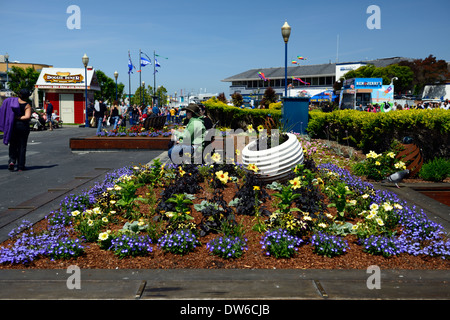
left=281, top=97, right=310, bottom=135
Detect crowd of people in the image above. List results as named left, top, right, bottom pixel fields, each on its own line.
left=355, top=100, right=450, bottom=112
left=86, top=100, right=193, bottom=134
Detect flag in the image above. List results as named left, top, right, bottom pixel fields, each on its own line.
left=155, top=59, right=161, bottom=67
left=128, top=52, right=135, bottom=74
left=141, top=56, right=151, bottom=67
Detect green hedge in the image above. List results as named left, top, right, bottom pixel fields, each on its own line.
left=203, top=99, right=281, bottom=129
left=307, top=109, right=450, bottom=161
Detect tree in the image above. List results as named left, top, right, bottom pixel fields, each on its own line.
left=231, top=92, right=243, bottom=107
left=398, top=55, right=450, bottom=95
left=7, top=66, right=40, bottom=95
left=217, top=92, right=227, bottom=104
left=155, top=86, right=168, bottom=107
left=94, top=70, right=125, bottom=104
left=131, top=85, right=153, bottom=106
left=260, top=87, right=277, bottom=108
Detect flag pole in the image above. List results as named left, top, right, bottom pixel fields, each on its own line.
left=128, top=50, right=131, bottom=106
left=139, top=49, right=142, bottom=106
left=153, top=50, right=156, bottom=107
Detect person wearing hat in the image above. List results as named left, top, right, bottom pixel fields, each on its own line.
left=168, top=103, right=206, bottom=164
left=0, top=88, right=32, bottom=171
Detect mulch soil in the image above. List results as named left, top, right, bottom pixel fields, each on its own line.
left=1, top=178, right=448, bottom=270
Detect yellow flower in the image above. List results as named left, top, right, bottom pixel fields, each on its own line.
left=382, top=202, right=393, bottom=211
left=71, top=210, right=80, bottom=217
left=87, top=219, right=94, bottom=227
left=211, top=152, right=221, bottom=163
left=98, top=232, right=109, bottom=241
left=289, top=177, right=302, bottom=189
left=247, top=124, right=254, bottom=133
left=102, top=217, right=108, bottom=223
left=179, top=167, right=186, bottom=177
left=394, top=161, right=406, bottom=169
left=215, top=170, right=229, bottom=184
left=257, top=125, right=264, bottom=132
left=375, top=161, right=381, bottom=166
left=387, top=152, right=395, bottom=159
left=235, top=149, right=241, bottom=156
left=253, top=186, right=260, bottom=191
left=351, top=224, right=358, bottom=230
left=394, top=203, right=403, bottom=210
left=376, top=218, right=384, bottom=226
left=247, top=163, right=259, bottom=173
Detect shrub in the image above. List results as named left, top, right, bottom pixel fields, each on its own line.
left=419, top=157, right=450, bottom=182
left=157, top=229, right=200, bottom=255
left=307, top=109, right=450, bottom=161
left=48, top=238, right=85, bottom=260
left=206, top=236, right=248, bottom=259
left=310, top=232, right=349, bottom=257
left=360, top=235, right=403, bottom=258
left=260, top=228, right=303, bottom=258
left=109, top=234, right=153, bottom=259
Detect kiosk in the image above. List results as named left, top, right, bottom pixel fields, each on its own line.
left=339, top=78, right=394, bottom=109
left=35, top=67, right=100, bottom=124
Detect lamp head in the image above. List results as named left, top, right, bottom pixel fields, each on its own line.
left=281, top=21, right=291, bottom=43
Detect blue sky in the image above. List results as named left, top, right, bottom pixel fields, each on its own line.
left=1, top=0, right=449, bottom=98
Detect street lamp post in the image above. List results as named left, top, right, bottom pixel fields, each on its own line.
left=142, top=81, right=145, bottom=105
left=82, top=53, right=89, bottom=127
left=4, top=53, right=9, bottom=90
left=281, top=21, right=291, bottom=98
left=114, top=71, right=118, bottom=101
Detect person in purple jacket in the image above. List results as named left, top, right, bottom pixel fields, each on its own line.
left=0, top=89, right=32, bottom=171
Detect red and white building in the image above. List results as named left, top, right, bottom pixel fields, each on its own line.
left=35, top=67, right=100, bottom=124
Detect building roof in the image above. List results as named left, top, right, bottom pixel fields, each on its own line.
left=222, top=57, right=413, bottom=82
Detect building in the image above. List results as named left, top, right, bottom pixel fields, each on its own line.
left=0, top=55, right=53, bottom=105
left=222, top=57, right=411, bottom=103
left=35, top=67, right=100, bottom=124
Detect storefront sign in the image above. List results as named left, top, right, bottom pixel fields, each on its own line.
left=43, top=72, right=84, bottom=83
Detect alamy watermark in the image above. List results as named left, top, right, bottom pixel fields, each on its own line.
left=66, top=265, right=81, bottom=289
left=366, top=265, right=381, bottom=289
left=66, top=5, right=81, bottom=30
left=366, top=5, right=381, bottom=30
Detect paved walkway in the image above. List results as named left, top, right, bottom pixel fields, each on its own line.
left=0, top=149, right=448, bottom=301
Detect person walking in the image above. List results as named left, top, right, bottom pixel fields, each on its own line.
left=95, top=98, right=107, bottom=134
left=0, top=88, right=32, bottom=171
left=45, top=100, right=54, bottom=130
left=110, top=101, right=120, bottom=130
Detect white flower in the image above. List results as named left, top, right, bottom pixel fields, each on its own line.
left=102, top=217, right=108, bottom=223
left=98, top=232, right=109, bottom=241
left=87, top=219, right=94, bottom=227
left=382, top=202, right=393, bottom=211
left=394, top=203, right=403, bottom=210
left=369, top=203, right=379, bottom=211
left=71, top=210, right=80, bottom=217
left=376, top=218, right=384, bottom=226
left=318, top=223, right=327, bottom=228
left=93, top=207, right=102, bottom=215
left=362, top=194, right=370, bottom=199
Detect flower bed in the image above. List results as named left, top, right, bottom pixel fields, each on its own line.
left=0, top=145, right=449, bottom=270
